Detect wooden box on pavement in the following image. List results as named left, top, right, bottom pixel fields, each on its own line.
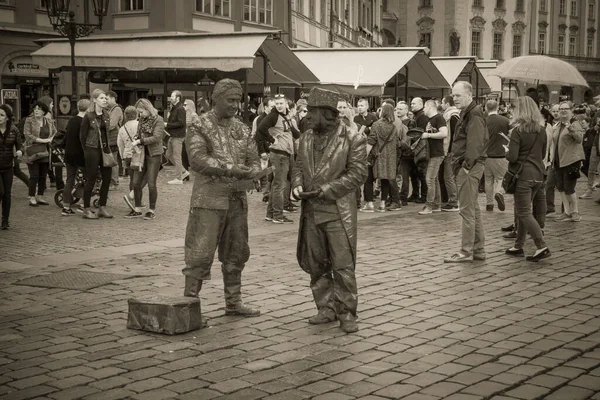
left=127, top=296, right=202, bottom=335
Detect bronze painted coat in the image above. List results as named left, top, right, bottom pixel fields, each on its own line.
left=291, top=121, right=368, bottom=263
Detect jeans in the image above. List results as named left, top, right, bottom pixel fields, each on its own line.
left=133, top=154, right=161, bottom=210
left=111, top=150, right=120, bottom=185
left=514, top=180, right=547, bottom=249
left=484, top=158, right=508, bottom=205
left=62, top=164, right=78, bottom=206
left=442, top=153, right=458, bottom=206
left=399, top=158, right=415, bottom=201
left=182, top=141, right=190, bottom=171
left=456, top=163, right=485, bottom=256
left=166, top=137, right=185, bottom=179
left=267, top=152, right=290, bottom=219
left=425, top=156, right=444, bottom=209
left=363, top=166, right=375, bottom=202
left=27, top=161, right=49, bottom=197
left=83, top=147, right=112, bottom=208
left=13, top=158, right=29, bottom=186
left=388, top=156, right=402, bottom=204
left=587, top=146, right=599, bottom=190
left=0, top=168, right=14, bottom=219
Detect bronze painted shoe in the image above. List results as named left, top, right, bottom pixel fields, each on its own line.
left=340, top=319, right=359, bottom=333
left=183, top=277, right=202, bottom=297
left=225, top=302, right=260, bottom=317
left=308, top=309, right=337, bottom=325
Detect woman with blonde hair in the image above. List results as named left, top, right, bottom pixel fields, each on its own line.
left=505, top=96, right=550, bottom=261
left=80, top=89, right=113, bottom=219
left=126, top=98, right=165, bottom=220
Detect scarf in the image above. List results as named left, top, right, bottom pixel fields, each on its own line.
left=138, top=115, right=158, bottom=138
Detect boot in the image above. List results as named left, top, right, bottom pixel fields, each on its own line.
left=82, top=208, right=98, bottom=219
left=1, top=218, right=9, bottom=230
left=97, top=206, right=113, bottom=219
left=339, top=314, right=358, bottom=333
left=308, top=308, right=337, bottom=325
left=225, top=302, right=260, bottom=317
left=183, top=276, right=202, bottom=297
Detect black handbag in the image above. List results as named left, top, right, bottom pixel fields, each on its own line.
left=502, top=129, right=539, bottom=195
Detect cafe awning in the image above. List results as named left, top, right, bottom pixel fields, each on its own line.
left=31, top=31, right=318, bottom=86
left=430, top=57, right=490, bottom=91
left=293, top=47, right=449, bottom=96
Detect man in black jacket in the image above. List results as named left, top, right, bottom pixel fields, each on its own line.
left=165, top=90, right=188, bottom=184
left=445, top=82, right=488, bottom=263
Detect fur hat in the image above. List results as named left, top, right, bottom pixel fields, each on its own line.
left=307, top=87, right=341, bottom=113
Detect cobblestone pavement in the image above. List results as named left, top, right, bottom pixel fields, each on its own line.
left=1, top=174, right=599, bottom=399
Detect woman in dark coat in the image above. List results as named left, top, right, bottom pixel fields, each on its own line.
left=61, top=98, right=89, bottom=216
left=0, top=104, right=23, bottom=229
left=368, top=103, right=398, bottom=212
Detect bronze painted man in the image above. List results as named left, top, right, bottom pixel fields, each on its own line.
left=182, top=78, right=261, bottom=317
left=292, top=87, right=368, bottom=333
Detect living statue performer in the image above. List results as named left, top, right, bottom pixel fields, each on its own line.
left=292, top=87, right=368, bottom=333
left=182, top=78, right=262, bottom=318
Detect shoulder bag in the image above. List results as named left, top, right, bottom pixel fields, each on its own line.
left=367, top=126, right=396, bottom=166
left=99, top=118, right=117, bottom=168
left=502, top=128, right=540, bottom=195
left=25, top=119, right=50, bottom=162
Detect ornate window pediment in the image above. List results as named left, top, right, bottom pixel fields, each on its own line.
left=470, top=16, right=486, bottom=29
left=492, top=18, right=507, bottom=32
left=512, top=21, right=526, bottom=34
left=558, top=23, right=568, bottom=32
left=588, top=27, right=597, bottom=34
left=416, top=16, right=435, bottom=33
left=569, top=24, right=579, bottom=32
left=538, top=20, right=549, bottom=30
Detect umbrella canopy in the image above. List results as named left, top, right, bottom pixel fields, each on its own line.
left=489, top=55, right=589, bottom=87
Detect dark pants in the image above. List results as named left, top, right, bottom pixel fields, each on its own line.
left=380, top=179, right=391, bottom=202
left=416, top=160, right=428, bottom=198
left=182, top=141, right=190, bottom=171
left=399, top=158, right=419, bottom=201
left=182, top=198, right=249, bottom=307
left=83, top=147, right=112, bottom=208
left=49, top=152, right=64, bottom=189
left=133, top=154, right=161, bottom=209
left=546, top=166, right=556, bottom=212
left=388, top=156, right=402, bottom=204
left=13, top=158, right=29, bottom=186
left=363, top=166, right=375, bottom=202
left=27, top=161, right=49, bottom=196
left=514, top=180, right=547, bottom=250
left=297, top=213, right=358, bottom=320
left=267, top=152, right=290, bottom=219
left=62, top=164, right=79, bottom=206
left=0, top=168, right=14, bottom=219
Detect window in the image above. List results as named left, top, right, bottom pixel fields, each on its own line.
left=569, top=35, right=576, bottom=55
left=473, top=0, right=483, bottom=6
left=538, top=32, right=546, bottom=53
left=296, top=0, right=303, bottom=12
left=588, top=36, right=594, bottom=56
left=558, top=34, right=565, bottom=54
left=540, top=0, right=547, bottom=12
left=309, top=0, right=315, bottom=19
left=516, top=0, right=524, bottom=12
left=382, top=0, right=388, bottom=12
left=589, top=2, right=595, bottom=17
left=493, top=33, right=503, bottom=59
left=496, top=0, right=505, bottom=9
left=471, top=31, right=481, bottom=57
left=419, top=32, right=432, bottom=51
left=559, top=0, right=567, bottom=14
left=121, top=0, right=143, bottom=11
left=244, top=0, right=272, bottom=24
left=571, top=0, right=577, bottom=16
left=321, top=0, right=327, bottom=24
left=196, top=0, right=231, bottom=17
left=512, top=34, right=522, bottom=57
left=421, top=0, right=432, bottom=7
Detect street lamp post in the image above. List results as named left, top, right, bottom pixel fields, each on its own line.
left=45, top=0, right=110, bottom=102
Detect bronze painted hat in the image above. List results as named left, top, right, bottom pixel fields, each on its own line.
left=307, top=87, right=341, bottom=113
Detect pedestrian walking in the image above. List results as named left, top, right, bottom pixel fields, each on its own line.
left=0, top=104, right=23, bottom=230
left=165, top=90, right=188, bottom=185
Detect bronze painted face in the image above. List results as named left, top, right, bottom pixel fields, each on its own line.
left=306, top=107, right=338, bottom=134
left=213, top=93, right=241, bottom=119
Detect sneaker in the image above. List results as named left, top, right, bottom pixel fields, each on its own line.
left=125, top=210, right=143, bottom=218
left=182, top=171, right=190, bottom=182
left=495, top=192, right=506, bottom=211
left=501, top=224, right=515, bottom=232
left=283, top=205, right=298, bottom=213
left=265, top=215, right=273, bottom=221
left=61, top=208, right=76, bottom=216
left=144, top=211, right=156, bottom=220
left=503, top=231, right=517, bottom=239
left=525, top=247, right=551, bottom=262
left=29, top=198, right=38, bottom=207
left=579, top=190, right=593, bottom=199
left=570, top=212, right=581, bottom=222
left=76, top=205, right=85, bottom=213
left=418, top=206, right=433, bottom=215
left=168, top=178, right=184, bottom=185
left=375, top=206, right=386, bottom=212
left=444, top=252, right=473, bottom=263
left=554, top=213, right=572, bottom=221
left=415, top=197, right=426, bottom=204
left=123, top=194, right=135, bottom=212
left=386, top=202, right=402, bottom=211
left=432, top=207, right=442, bottom=212
left=1, top=219, right=8, bottom=230
left=272, top=216, right=293, bottom=224
left=407, top=196, right=419, bottom=203
left=401, top=200, right=409, bottom=206
left=359, top=203, right=375, bottom=213
left=36, top=197, right=49, bottom=206
left=505, top=247, right=524, bottom=256
left=441, top=204, right=459, bottom=212
left=486, top=204, right=494, bottom=211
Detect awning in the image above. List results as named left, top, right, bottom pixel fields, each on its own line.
left=430, top=57, right=490, bottom=91
left=477, top=60, right=502, bottom=92
left=293, top=47, right=449, bottom=96
left=31, top=31, right=318, bottom=86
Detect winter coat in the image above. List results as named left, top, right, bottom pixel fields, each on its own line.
left=137, top=116, right=166, bottom=157
left=551, top=120, right=585, bottom=168
left=368, top=120, right=398, bottom=180
left=23, top=115, right=56, bottom=164
left=0, top=124, right=22, bottom=170
left=80, top=110, right=111, bottom=150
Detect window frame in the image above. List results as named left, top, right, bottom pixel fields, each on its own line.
left=558, top=34, right=566, bottom=54
left=559, top=0, right=567, bottom=15
left=196, top=0, right=231, bottom=17
left=569, top=35, right=577, bottom=55
left=516, top=0, right=524, bottom=12
left=419, top=32, right=432, bottom=53
left=540, top=0, right=547, bottom=12
left=309, top=0, right=315, bottom=19
left=538, top=32, right=546, bottom=53
left=120, top=0, right=144, bottom=12
left=571, top=0, right=577, bottom=16
left=496, top=0, right=505, bottom=9
left=493, top=32, right=503, bottom=60
left=421, top=0, right=432, bottom=7
left=473, top=0, right=483, bottom=6
left=512, top=34, right=522, bottom=58
left=471, top=30, right=482, bottom=58
left=243, top=0, right=273, bottom=25
left=589, top=2, right=595, bottom=18
left=587, top=36, right=594, bottom=56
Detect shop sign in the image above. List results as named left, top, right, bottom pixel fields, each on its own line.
left=1, top=89, right=19, bottom=101
left=58, top=96, right=72, bottom=116
left=3, top=56, right=48, bottom=77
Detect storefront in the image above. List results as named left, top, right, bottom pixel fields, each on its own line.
left=0, top=55, right=55, bottom=121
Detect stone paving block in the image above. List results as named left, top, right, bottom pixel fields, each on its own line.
left=89, top=375, right=133, bottom=390
left=216, top=387, right=270, bottom=400
left=47, top=375, right=94, bottom=390
left=262, top=389, right=313, bottom=400
left=570, top=374, right=600, bottom=391
left=365, top=371, right=410, bottom=386
left=0, top=385, right=56, bottom=400
left=82, top=388, right=136, bottom=400
left=209, top=377, right=252, bottom=394
left=47, top=385, right=99, bottom=400
left=429, top=363, right=471, bottom=376
left=300, top=380, right=344, bottom=395
left=239, top=368, right=289, bottom=384
left=5, top=366, right=49, bottom=379
left=123, top=377, right=171, bottom=393
left=276, top=360, right=320, bottom=374
left=336, top=381, right=383, bottom=397
left=446, top=371, right=489, bottom=386
left=311, top=393, right=355, bottom=400
left=122, top=366, right=171, bottom=380
left=131, top=388, right=178, bottom=400
left=199, top=367, right=250, bottom=383
left=175, top=388, right=222, bottom=400
left=402, top=372, right=446, bottom=387
left=504, top=384, right=552, bottom=399
left=330, top=371, right=368, bottom=385
left=81, top=366, right=127, bottom=380
left=544, top=385, right=594, bottom=400
left=352, top=361, right=396, bottom=376
left=400, top=394, right=441, bottom=400
left=7, top=374, right=54, bottom=390
left=419, top=381, right=465, bottom=397
left=461, top=380, right=509, bottom=397
left=373, top=383, right=420, bottom=398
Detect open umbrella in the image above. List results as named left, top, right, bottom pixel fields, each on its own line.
left=488, top=55, right=589, bottom=87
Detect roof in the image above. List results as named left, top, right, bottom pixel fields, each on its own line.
left=293, top=47, right=449, bottom=96
left=430, top=57, right=490, bottom=91
left=30, top=31, right=317, bottom=86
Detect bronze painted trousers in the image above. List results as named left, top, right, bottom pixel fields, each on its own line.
left=298, top=215, right=358, bottom=321
left=182, top=197, right=250, bottom=307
